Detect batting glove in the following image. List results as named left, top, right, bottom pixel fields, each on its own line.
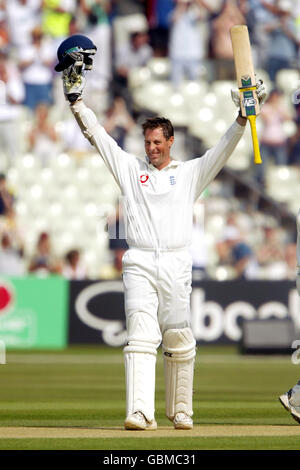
left=231, top=79, right=267, bottom=111
left=62, top=53, right=86, bottom=103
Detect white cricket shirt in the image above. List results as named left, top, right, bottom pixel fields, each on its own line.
left=73, top=101, right=245, bottom=250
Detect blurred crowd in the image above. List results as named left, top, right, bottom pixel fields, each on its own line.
left=0, top=0, right=298, bottom=281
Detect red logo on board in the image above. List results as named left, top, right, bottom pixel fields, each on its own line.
left=0, top=284, right=14, bottom=315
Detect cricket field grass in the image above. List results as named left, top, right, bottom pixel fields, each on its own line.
left=0, top=345, right=300, bottom=450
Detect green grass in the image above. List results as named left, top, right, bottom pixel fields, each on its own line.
left=0, top=345, right=299, bottom=449
left=1, top=436, right=300, bottom=450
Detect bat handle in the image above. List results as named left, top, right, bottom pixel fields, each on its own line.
left=247, top=115, right=262, bottom=165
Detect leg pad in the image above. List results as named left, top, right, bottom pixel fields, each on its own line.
left=162, top=327, right=196, bottom=420
left=124, top=340, right=157, bottom=422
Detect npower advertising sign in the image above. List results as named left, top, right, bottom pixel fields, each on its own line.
left=68, top=280, right=300, bottom=346
left=0, top=277, right=68, bottom=349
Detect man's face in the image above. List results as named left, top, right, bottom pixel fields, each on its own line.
left=144, top=127, right=174, bottom=170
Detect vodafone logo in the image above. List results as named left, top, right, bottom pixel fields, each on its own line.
left=139, top=174, right=149, bottom=184
left=0, top=281, right=14, bottom=316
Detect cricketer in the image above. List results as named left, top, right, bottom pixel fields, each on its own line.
left=279, top=209, right=300, bottom=424
left=55, top=34, right=266, bottom=430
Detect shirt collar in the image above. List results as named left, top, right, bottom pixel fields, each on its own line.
left=145, top=157, right=181, bottom=171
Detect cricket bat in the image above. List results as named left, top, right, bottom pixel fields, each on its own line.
left=230, top=24, right=262, bottom=165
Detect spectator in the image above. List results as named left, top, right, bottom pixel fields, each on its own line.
left=284, top=240, right=297, bottom=279
left=168, top=0, right=210, bottom=88
left=0, top=174, right=14, bottom=216
left=0, top=206, right=24, bottom=256
left=256, top=221, right=287, bottom=278
left=62, top=249, right=87, bottom=279
left=67, top=13, right=82, bottom=37
left=256, top=89, right=292, bottom=186
left=80, top=0, right=112, bottom=104
left=147, top=0, right=174, bottom=57
left=246, top=0, right=279, bottom=69
left=256, top=222, right=285, bottom=265
left=287, top=116, right=300, bottom=166
left=0, top=232, right=25, bottom=276
left=293, top=0, right=300, bottom=59
left=6, top=0, right=41, bottom=52
left=0, top=49, right=25, bottom=167
left=264, top=3, right=298, bottom=82
left=111, top=0, right=148, bottom=54
left=210, top=0, right=246, bottom=80
left=0, top=9, right=10, bottom=49
left=216, top=225, right=259, bottom=279
left=103, top=95, right=136, bottom=149
left=114, top=30, right=153, bottom=102
left=116, top=30, right=153, bottom=70
left=28, top=231, right=62, bottom=275
left=19, top=26, right=56, bottom=111
left=42, top=0, right=77, bottom=45
left=27, top=103, right=60, bottom=166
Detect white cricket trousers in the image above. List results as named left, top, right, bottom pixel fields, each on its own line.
left=122, top=247, right=193, bottom=335
left=122, top=247, right=193, bottom=421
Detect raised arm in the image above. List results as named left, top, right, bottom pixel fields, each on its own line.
left=192, top=119, right=245, bottom=200
left=55, top=34, right=137, bottom=188
left=192, top=79, right=266, bottom=199
left=70, top=99, right=135, bottom=188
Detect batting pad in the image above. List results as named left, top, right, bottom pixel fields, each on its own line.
left=162, top=327, right=196, bottom=420
left=124, top=341, right=157, bottom=422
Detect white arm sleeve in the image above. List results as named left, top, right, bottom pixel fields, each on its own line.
left=192, top=120, right=245, bottom=200
left=70, top=100, right=137, bottom=189
left=297, top=209, right=300, bottom=296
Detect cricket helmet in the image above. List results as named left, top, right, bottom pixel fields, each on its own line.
left=55, top=34, right=97, bottom=72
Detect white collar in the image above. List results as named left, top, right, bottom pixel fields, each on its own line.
left=146, top=157, right=181, bottom=171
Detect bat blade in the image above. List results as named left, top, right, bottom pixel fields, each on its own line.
left=230, top=24, right=262, bottom=164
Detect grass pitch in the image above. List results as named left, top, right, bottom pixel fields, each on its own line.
left=0, top=345, right=300, bottom=450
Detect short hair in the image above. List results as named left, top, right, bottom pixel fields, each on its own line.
left=142, top=117, right=174, bottom=140
left=65, top=249, right=79, bottom=264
